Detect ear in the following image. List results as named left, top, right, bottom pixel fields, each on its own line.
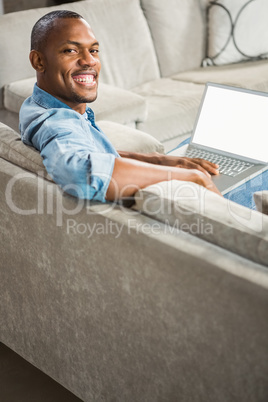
left=29, top=50, right=45, bottom=73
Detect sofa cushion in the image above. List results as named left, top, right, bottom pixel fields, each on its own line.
left=3, top=78, right=35, bottom=115
left=140, top=0, right=206, bottom=77
left=92, top=84, right=147, bottom=127
left=133, top=79, right=204, bottom=148
left=204, top=0, right=268, bottom=66
left=172, top=60, right=268, bottom=92
left=81, top=0, right=160, bottom=89
left=97, top=121, right=164, bottom=154
left=134, top=180, right=268, bottom=266
left=4, top=78, right=147, bottom=127
left=0, top=121, right=164, bottom=181
left=254, top=191, right=268, bottom=216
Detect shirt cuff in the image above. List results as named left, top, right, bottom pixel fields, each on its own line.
left=88, top=152, right=116, bottom=202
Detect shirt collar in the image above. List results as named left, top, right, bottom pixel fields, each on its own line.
left=32, top=83, right=70, bottom=109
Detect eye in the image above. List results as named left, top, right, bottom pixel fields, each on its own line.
left=63, top=48, right=77, bottom=54
left=90, top=49, right=100, bottom=55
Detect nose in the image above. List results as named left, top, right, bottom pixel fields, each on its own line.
left=78, top=50, right=97, bottom=67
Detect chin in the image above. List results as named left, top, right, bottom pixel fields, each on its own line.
left=86, top=94, right=98, bottom=104
left=71, top=91, right=98, bottom=104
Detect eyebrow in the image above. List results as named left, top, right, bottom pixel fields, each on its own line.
left=65, top=40, right=99, bottom=47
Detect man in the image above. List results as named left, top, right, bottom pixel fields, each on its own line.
left=20, top=10, right=221, bottom=203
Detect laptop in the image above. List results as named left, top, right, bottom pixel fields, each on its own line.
left=170, top=82, right=268, bottom=194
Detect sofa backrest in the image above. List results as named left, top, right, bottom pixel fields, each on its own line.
left=80, top=0, right=160, bottom=89
left=140, top=0, right=207, bottom=77
left=0, top=0, right=160, bottom=108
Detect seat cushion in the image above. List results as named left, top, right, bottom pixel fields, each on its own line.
left=172, top=60, right=268, bottom=92
left=134, top=180, right=268, bottom=266
left=4, top=78, right=147, bottom=127
left=0, top=121, right=164, bottom=181
left=92, top=84, right=147, bottom=127
left=133, top=79, right=205, bottom=149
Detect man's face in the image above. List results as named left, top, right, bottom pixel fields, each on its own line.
left=36, top=18, right=101, bottom=113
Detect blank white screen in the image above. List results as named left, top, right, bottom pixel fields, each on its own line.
left=193, top=86, right=268, bottom=163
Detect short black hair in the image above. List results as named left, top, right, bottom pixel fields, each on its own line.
left=31, top=10, right=84, bottom=51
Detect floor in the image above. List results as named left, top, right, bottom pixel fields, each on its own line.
left=0, top=342, right=83, bottom=402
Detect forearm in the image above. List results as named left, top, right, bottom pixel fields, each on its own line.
left=118, top=150, right=162, bottom=164
left=105, top=157, right=221, bottom=201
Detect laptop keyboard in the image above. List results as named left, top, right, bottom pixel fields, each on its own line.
left=186, top=148, right=254, bottom=177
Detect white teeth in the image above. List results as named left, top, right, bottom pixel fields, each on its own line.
left=74, top=76, right=94, bottom=83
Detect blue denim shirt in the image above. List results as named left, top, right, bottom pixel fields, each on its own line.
left=19, top=84, right=119, bottom=202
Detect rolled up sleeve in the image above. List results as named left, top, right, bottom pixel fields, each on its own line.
left=41, top=139, right=116, bottom=202
left=89, top=152, right=116, bottom=201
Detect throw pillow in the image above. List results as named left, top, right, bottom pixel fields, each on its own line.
left=203, top=0, right=268, bottom=66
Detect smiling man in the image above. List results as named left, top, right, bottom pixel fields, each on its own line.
left=29, top=12, right=100, bottom=110
left=19, top=10, right=220, bottom=202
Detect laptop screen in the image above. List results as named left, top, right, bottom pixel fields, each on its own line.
left=192, top=84, right=268, bottom=163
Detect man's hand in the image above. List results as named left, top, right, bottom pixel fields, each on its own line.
left=118, top=151, right=219, bottom=177
left=166, top=156, right=219, bottom=177
left=184, top=168, right=222, bottom=195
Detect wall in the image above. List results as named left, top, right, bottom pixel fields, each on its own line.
left=3, top=0, right=79, bottom=14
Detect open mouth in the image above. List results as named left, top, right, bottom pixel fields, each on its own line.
left=72, top=74, right=96, bottom=87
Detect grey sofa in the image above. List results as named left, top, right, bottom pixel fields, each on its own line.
left=1, top=0, right=268, bottom=401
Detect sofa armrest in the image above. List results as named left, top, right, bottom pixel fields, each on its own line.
left=134, top=180, right=268, bottom=266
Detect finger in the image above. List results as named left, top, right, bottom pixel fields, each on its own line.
left=192, top=158, right=220, bottom=175
left=192, top=157, right=218, bottom=166
left=204, top=165, right=219, bottom=175
left=194, top=164, right=211, bottom=177
left=176, top=162, right=211, bottom=177
left=174, top=157, right=217, bottom=175
left=193, top=170, right=222, bottom=196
